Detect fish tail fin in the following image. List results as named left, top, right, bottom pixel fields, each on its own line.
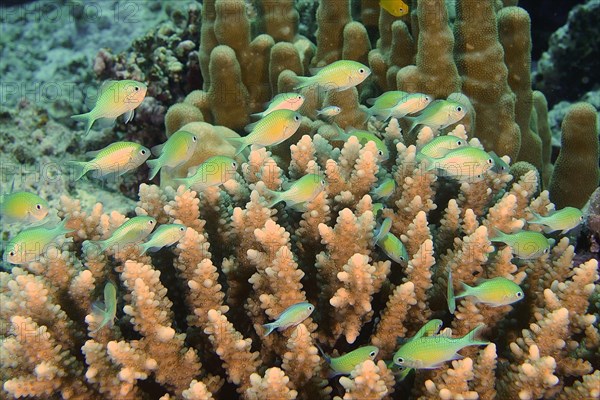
left=315, top=343, right=331, bottom=364
left=417, top=152, right=436, bottom=172
left=262, top=322, right=277, bottom=337
left=528, top=211, right=543, bottom=224
left=264, top=189, right=282, bottom=208
left=71, top=111, right=95, bottom=136
left=225, top=137, right=247, bottom=156
left=146, top=159, right=162, bottom=180
left=55, top=218, right=75, bottom=236
left=83, top=239, right=108, bottom=255
left=293, top=76, right=314, bottom=91
left=65, top=161, right=90, bottom=181
left=173, top=177, right=191, bottom=190
left=488, top=227, right=506, bottom=241
left=461, top=324, right=489, bottom=346
left=138, top=243, right=149, bottom=255
left=454, top=281, right=471, bottom=300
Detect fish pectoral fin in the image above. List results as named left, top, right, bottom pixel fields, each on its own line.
left=123, top=109, right=134, bottom=124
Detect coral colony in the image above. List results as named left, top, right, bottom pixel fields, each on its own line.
left=1, top=1, right=599, bottom=399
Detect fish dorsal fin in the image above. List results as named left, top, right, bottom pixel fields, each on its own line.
left=309, top=66, right=324, bottom=75
left=366, top=98, right=377, bottom=106
left=98, top=80, right=118, bottom=95
left=85, top=149, right=102, bottom=157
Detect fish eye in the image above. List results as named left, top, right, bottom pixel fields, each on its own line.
left=517, top=292, right=523, bottom=297
left=400, top=256, right=405, bottom=261
left=232, top=162, right=238, bottom=169
left=148, top=220, right=155, bottom=225
left=396, top=357, right=404, bottom=364
left=134, top=86, right=140, bottom=91
left=308, top=305, right=314, bottom=311
left=378, top=150, right=384, bottom=156
left=456, top=106, right=463, bottom=112
left=425, top=96, right=430, bottom=101
left=36, top=204, right=43, bottom=210
left=294, top=115, right=300, bottom=121
left=179, top=227, right=185, bottom=232
left=359, top=68, right=365, bottom=74
left=192, top=136, right=197, bottom=142
left=369, top=351, right=376, bottom=358
left=580, top=216, right=584, bottom=221
left=487, top=158, right=493, bottom=164
left=543, top=248, right=549, bottom=254
left=9, top=251, right=15, bottom=257
left=298, top=95, right=303, bottom=100
left=141, top=149, right=147, bottom=155
left=321, top=180, right=326, bottom=185
left=456, top=140, right=463, bottom=146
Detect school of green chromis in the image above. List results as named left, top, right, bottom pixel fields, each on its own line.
left=0, top=59, right=586, bottom=379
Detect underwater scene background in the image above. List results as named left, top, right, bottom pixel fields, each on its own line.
left=0, top=0, right=599, bottom=399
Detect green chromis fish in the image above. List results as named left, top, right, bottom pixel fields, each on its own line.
left=391, top=319, right=444, bottom=380
left=72, top=80, right=147, bottom=135
left=265, top=174, right=326, bottom=210
left=421, top=147, right=494, bottom=182
left=174, top=156, right=238, bottom=191
left=379, top=0, right=409, bottom=17
left=90, top=281, right=117, bottom=333
left=317, top=106, right=342, bottom=118
left=294, top=60, right=371, bottom=92
left=320, top=345, right=379, bottom=376
left=228, top=110, right=302, bottom=156
left=139, top=224, right=187, bottom=255
left=376, top=232, right=408, bottom=264
left=407, top=100, right=466, bottom=132
left=418, top=135, right=468, bottom=159
left=84, top=216, right=156, bottom=253
left=331, top=127, right=389, bottom=161
left=146, top=131, right=198, bottom=180
left=448, top=268, right=456, bottom=314
left=67, top=142, right=150, bottom=181
left=0, top=191, right=49, bottom=225
left=455, top=277, right=524, bottom=307
left=372, top=203, right=384, bottom=217
left=367, top=91, right=431, bottom=121
left=371, top=178, right=395, bottom=200
left=373, top=217, right=393, bottom=244
left=4, top=219, right=74, bottom=265
left=488, top=151, right=510, bottom=174
left=528, top=207, right=584, bottom=234
left=263, top=302, right=315, bottom=336
left=490, top=229, right=553, bottom=260
left=251, top=93, right=305, bottom=118
left=393, top=324, right=488, bottom=369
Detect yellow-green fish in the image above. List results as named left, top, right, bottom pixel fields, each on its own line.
left=371, top=178, right=395, bottom=200
left=380, top=0, right=409, bottom=17
left=372, top=203, right=384, bottom=217
left=263, top=302, right=315, bottom=336
left=251, top=93, right=305, bottom=118
left=294, top=60, right=371, bottom=92
left=490, top=229, right=553, bottom=260
left=146, top=131, right=198, bottom=180
left=421, top=147, right=494, bottom=182
left=90, top=281, right=117, bottom=333
left=72, top=80, right=147, bottom=135
left=228, top=110, right=302, bottom=156
left=67, top=142, right=150, bottom=181
left=4, top=219, right=74, bottom=265
left=0, top=191, right=49, bottom=225
left=376, top=232, right=408, bottom=264
left=317, top=106, right=342, bottom=118
left=84, top=216, right=156, bottom=253
left=528, top=207, right=584, bottom=234
left=418, top=135, right=468, bottom=159
left=367, top=91, right=431, bottom=121
left=448, top=268, right=456, bottom=314
left=331, top=127, right=389, bottom=161
left=391, top=319, right=444, bottom=380
left=373, top=217, right=393, bottom=244
left=488, top=151, right=510, bottom=174
left=174, top=156, right=238, bottom=191
left=265, top=174, right=326, bottom=210
left=407, top=100, right=467, bottom=132
left=455, top=277, right=524, bottom=307
left=320, top=345, right=379, bottom=376
left=139, top=224, right=187, bottom=255
left=393, top=324, right=488, bottom=369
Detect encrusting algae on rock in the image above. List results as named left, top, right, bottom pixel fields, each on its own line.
left=1, top=1, right=599, bottom=399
